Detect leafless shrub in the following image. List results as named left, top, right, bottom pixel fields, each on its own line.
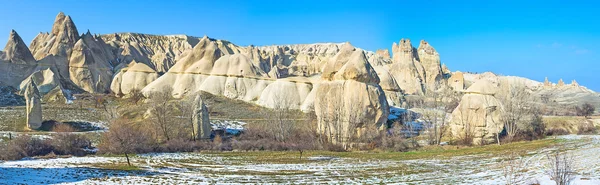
left=0, top=135, right=53, bottom=160
left=53, top=123, right=76, bottom=132
left=128, top=88, right=145, bottom=105
left=98, top=118, right=155, bottom=166
left=545, top=149, right=576, bottom=185
left=501, top=153, right=527, bottom=184
left=51, top=133, right=91, bottom=156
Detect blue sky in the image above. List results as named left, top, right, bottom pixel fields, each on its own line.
left=1, top=0, right=598, bottom=91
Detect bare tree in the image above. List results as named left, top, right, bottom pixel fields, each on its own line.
left=498, top=83, right=532, bottom=143
left=175, top=94, right=197, bottom=141
left=575, top=103, right=595, bottom=118
left=148, top=87, right=176, bottom=141
left=422, top=84, right=459, bottom=145
left=545, top=149, right=576, bottom=185
left=98, top=118, right=153, bottom=166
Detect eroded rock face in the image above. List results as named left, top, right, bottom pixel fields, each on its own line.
left=450, top=78, right=504, bottom=144
left=448, top=72, right=465, bottom=90
left=110, top=60, right=159, bottom=95
left=388, top=39, right=425, bottom=95
left=101, top=33, right=200, bottom=73
left=0, top=30, right=38, bottom=87
left=30, top=12, right=79, bottom=60
left=24, top=79, right=43, bottom=130
left=314, top=50, right=389, bottom=144
left=193, top=95, right=211, bottom=139
left=19, top=68, right=59, bottom=95
left=417, top=40, right=443, bottom=91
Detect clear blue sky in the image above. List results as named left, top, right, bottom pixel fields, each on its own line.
left=1, top=0, right=598, bottom=91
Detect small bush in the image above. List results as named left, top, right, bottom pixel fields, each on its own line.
left=51, top=133, right=92, bottom=156
left=0, top=136, right=53, bottom=160
left=546, top=128, right=569, bottom=136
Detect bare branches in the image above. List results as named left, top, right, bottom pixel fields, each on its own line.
left=545, top=149, right=576, bottom=185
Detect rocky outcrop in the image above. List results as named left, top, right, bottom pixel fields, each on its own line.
left=0, top=30, right=38, bottom=87
left=193, top=95, right=211, bottom=139
left=373, top=66, right=403, bottom=106
left=450, top=78, right=504, bottom=144
left=30, top=12, right=79, bottom=59
left=27, top=12, right=117, bottom=94
left=448, top=71, right=465, bottom=90
left=417, top=40, right=443, bottom=91
left=24, top=79, right=43, bottom=130
left=110, top=60, right=159, bottom=95
left=388, top=39, right=425, bottom=95
left=375, top=49, right=390, bottom=59
left=68, top=31, right=115, bottom=93
left=2, top=30, right=36, bottom=65
left=544, top=77, right=551, bottom=87
left=571, top=80, right=579, bottom=87
left=19, top=69, right=59, bottom=95
left=557, top=79, right=565, bottom=87
left=101, top=33, right=200, bottom=73
left=314, top=50, right=389, bottom=144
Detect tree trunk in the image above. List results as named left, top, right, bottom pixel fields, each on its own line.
left=125, top=153, right=131, bottom=166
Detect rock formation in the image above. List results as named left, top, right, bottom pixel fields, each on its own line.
left=101, top=33, right=200, bottom=73
left=571, top=80, right=579, bottom=87
left=557, top=79, right=565, bottom=87
left=24, top=79, right=43, bottom=129
left=375, top=49, right=390, bottom=59
left=0, top=30, right=38, bottom=87
left=30, top=12, right=79, bottom=59
left=448, top=71, right=465, bottom=90
left=450, top=78, right=504, bottom=145
left=417, top=40, right=443, bottom=91
left=388, top=39, right=425, bottom=95
left=314, top=50, right=389, bottom=144
left=193, top=95, right=211, bottom=139
left=2, top=30, right=36, bottom=65
left=19, top=69, right=59, bottom=95
left=110, top=60, right=159, bottom=95
left=544, top=77, right=551, bottom=87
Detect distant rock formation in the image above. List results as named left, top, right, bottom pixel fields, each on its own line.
left=193, top=95, right=211, bottom=139
left=448, top=72, right=465, bottom=90
left=375, top=49, right=390, bottom=59
left=315, top=50, right=389, bottom=144
left=450, top=78, right=504, bottom=145
left=544, top=77, right=551, bottom=87
left=571, top=80, right=579, bottom=87
left=24, top=79, right=42, bottom=130
left=557, top=79, right=565, bottom=87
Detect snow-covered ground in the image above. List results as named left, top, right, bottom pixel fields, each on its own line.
left=1, top=135, right=599, bottom=184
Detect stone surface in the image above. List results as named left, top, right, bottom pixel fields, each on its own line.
left=417, top=40, right=443, bottom=91
left=24, top=79, right=43, bottom=130
left=110, top=60, right=159, bottom=95
left=0, top=30, right=38, bottom=87
left=314, top=50, right=389, bottom=144
left=388, top=39, right=425, bottom=95
left=448, top=71, right=465, bottom=90
left=193, top=95, right=211, bottom=139
left=450, top=78, right=504, bottom=144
